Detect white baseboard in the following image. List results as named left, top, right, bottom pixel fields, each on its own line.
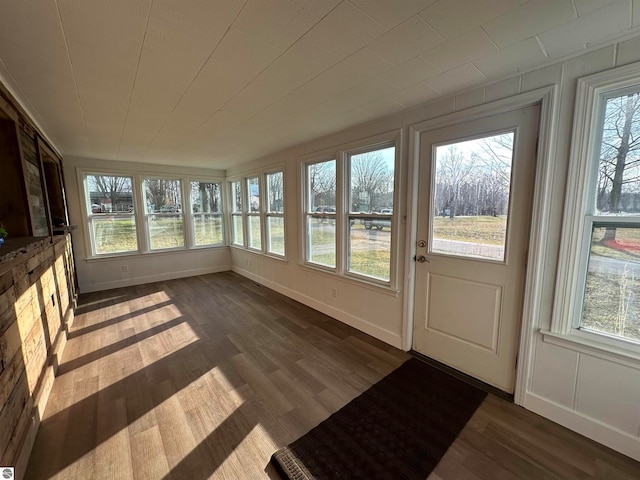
left=232, top=266, right=403, bottom=349
left=81, top=265, right=230, bottom=293
left=524, top=392, right=640, bottom=461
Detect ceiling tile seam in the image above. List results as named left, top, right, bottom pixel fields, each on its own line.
left=116, top=0, right=155, bottom=161
left=571, top=0, right=579, bottom=18
left=145, top=0, right=252, bottom=149
left=343, top=0, right=387, bottom=31
left=535, top=36, right=550, bottom=58
left=480, top=25, right=500, bottom=51
left=186, top=0, right=359, bottom=152
left=54, top=0, right=91, bottom=149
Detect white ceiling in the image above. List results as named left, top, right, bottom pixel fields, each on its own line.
left=0, top=0, right=638, bottom=169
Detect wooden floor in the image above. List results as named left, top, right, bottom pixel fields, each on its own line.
left=25, top=272, right=640, bottom=479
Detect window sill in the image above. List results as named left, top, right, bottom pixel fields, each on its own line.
left=85, top=244, right=227, bottom=262
left=540, top=329, right=640, bottom=368
left=300, top=262, right=400, bottom=297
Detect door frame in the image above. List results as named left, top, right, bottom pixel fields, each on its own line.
left=403, top=86, right=559, bottom=405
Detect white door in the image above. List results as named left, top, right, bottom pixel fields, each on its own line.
left=412, top=105, right=540, bottom=393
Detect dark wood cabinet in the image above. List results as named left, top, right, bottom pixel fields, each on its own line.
left=0, top=112, right=66, bottom=239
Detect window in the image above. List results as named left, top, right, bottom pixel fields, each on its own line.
left=559, top=65, right=640, bottom=348
left=230, top=180, right=244, bottom=246
left=302, top=134, right=398, bottom=286
left=143, top=178, right=184, bottom=250
left=246, top=176, right=262, bottom=250
left=266, top=171, right=285, bottom=256
left=579, top=88, right=640, bottom=343
left=348, top=146, right=395, bottom=281
left=85, top=174, right=137, bottom=255
left=305, top=159, right=336, bottom=268
left=190, top=181, right=223, bottom=246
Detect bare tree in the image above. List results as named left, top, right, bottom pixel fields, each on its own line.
left=88, top=175, right=132, bottom=212
left=267, top=172, right=284, bottom=213
left=598, top=92, right=640, bottom=241
left=435, top=145, right=477, bottom=218
left=308, top=161, right=336, bottom=209
left=350, top=151, right=393, bottom=212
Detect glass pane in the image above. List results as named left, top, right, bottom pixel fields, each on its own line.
left=92, top=216, right=137, bottom=254
left=190, top=181, right=221, bottom=214
left=595, top=91, right=640, bottom=215
left=87, top=175, right=134, bottom=214
left=247, top=177, right=260, bottom=212
left=248, top=215, right=262, bottom=249
left=232, top=214, right=244, bottom=245
left=193, top=214, right=223, bottom=246
left=266, top=171, right=284, bottom=213
left=348, top=217, right=390, bottom=281
left=431, top=133, right=514, bottom=261
left=148, top=214, right=184, bottom=250
left=267, top=216, right=285, bottom=255
left=308, top=217, right=335, bottom=267
left=583, top=225, right=640, bottom=342
left=231, top=181, right=242, bottom=213
left=307, top=160, right=336, bottom=213
left=143, top=178, right=182, bottom=214
left=350, top=146, right=395, bottom=213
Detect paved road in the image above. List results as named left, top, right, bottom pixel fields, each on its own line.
left=589, top=254, right=640, bottom=276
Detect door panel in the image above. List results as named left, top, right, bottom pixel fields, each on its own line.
left=413, top=105, right=540, bottom=393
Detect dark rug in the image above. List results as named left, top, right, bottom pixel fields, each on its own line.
left=270, top=357, right=487, bottom=480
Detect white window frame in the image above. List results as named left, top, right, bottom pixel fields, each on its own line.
left=551, top=62, right=640, bottom=356
left=246, top=175, right=262, bottom=251
left=188, top=178, right=225, bottom=248
left=300, top=131, right=400, bottom=289
left=78, top=168, right=226, bottom=259
left=229, top=179, right=245, bottom=247
left=265, top=169, right=286, bottom=257
left=142, top=176, right=186, bottom=252
left=82, top=172, right=140, bottom=257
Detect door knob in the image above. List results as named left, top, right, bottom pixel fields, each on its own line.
left=415, top=255, right=429, bottom=263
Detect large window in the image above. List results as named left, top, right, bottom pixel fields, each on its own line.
left=246, top=176, right=262, bottom=250
left=348, top=146, right=395, bottom=281
left=305, top=159, right=337, bottom=268
left=230, top=169, right=286, bottom=257
left=303, top=136, right=397, bottom=285
left=580, top=88, right=640, bottom=343
left=86, top=174, right=137, bottom=255
left=230, top=180, right=244, bottom=246
left=82, top=172, right=224, bottom=256
left=191, top=181, right=223, bottom=246
left=266, top=171, right=285, bottom=256
left=559, top=66, right=640, bottom=348
left=143, top=178, right=184, bottom=250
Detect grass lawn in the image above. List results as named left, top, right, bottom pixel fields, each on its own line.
left=432, top=215, right=507, bottom=245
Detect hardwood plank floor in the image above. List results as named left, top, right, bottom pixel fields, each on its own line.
left=24, top=272, right=640, bottom=479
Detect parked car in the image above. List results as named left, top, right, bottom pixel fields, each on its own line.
left=364, top=209, right=392, bottom=230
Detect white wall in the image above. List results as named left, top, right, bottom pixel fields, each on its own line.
left=62, top=35, right=640, bottom=461
left=227, top=36, right=640, bottom=461
left=63, top=156, right=231, bottom=293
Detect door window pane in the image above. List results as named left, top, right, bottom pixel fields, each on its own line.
left=583, top=225, right=640, bottom=341
left=431, top=133, right=514, bottom=261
